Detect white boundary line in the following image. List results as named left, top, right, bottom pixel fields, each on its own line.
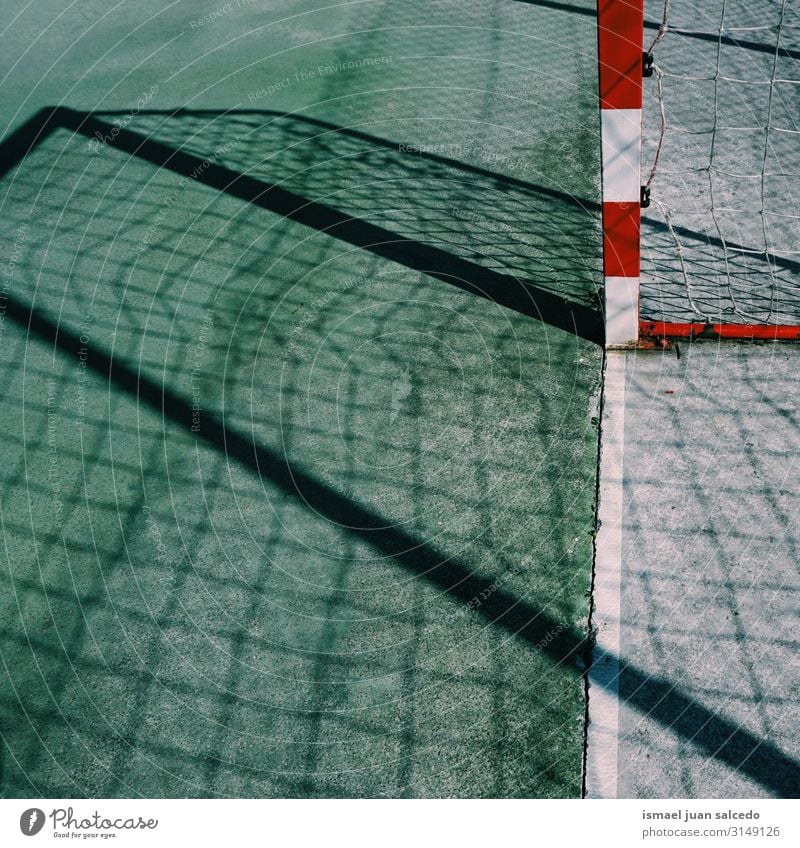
left=585, top=351, right=627, bottom=799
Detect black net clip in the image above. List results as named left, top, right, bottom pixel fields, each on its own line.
left=643, top=51, right=654, bottom=77
left=640, top=185, right=651, bottom=208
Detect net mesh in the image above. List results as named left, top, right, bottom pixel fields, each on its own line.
left=640, top=0, right=800, bottom=329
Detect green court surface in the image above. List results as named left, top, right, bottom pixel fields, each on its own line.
left=0, top=0, right=603, bottom=797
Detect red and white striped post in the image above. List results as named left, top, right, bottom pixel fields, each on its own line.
left=598, top=0, right=644, bottom=346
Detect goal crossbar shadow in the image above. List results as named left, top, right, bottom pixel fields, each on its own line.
left=0, top=106, right=604, bottom=345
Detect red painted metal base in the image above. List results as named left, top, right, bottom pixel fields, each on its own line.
left=640, top=321, right=800, bottom=341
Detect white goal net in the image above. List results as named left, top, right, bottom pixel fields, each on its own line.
left=640, top=0, right=800, bottom=335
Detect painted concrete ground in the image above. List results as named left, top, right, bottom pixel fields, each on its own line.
left=617, top=342, right=800, bottom=799
left=0, top=1, right=604, bottom=797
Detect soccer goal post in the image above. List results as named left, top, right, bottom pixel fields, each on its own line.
left=598, top=0, right=800, bottom=346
